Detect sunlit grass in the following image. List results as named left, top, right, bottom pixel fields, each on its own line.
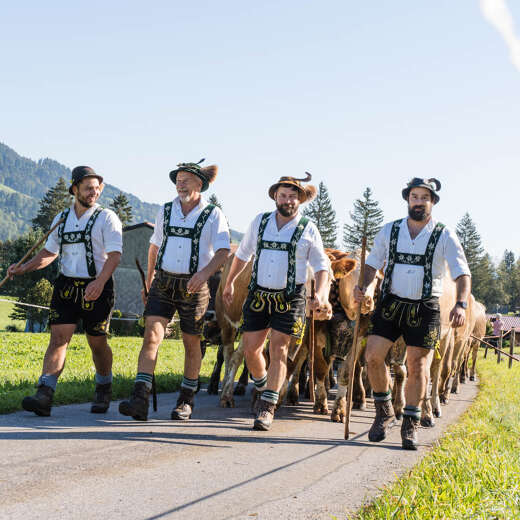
left=0, top=332, right=217, bottom=414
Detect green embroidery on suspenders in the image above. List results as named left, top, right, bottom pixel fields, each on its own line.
left=381, top=219, right=446, bottom=300
left=58, top=207, right=103, bottom=277
left=155, top=202, right=216, bottom=274
left=248, top=213, right=309, bottom=299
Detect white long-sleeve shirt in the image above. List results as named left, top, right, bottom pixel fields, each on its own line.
left=366, top=217, right=471, bottom=300
left=45, top=204, right=123, bottom=278
left=236, top=211, right=329, bottom=290
left=150, top=196, right=230, bottom=274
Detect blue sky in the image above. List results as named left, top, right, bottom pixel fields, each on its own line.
left=1, top=1, right=519, bottom=261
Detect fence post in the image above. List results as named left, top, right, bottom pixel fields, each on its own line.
left=498, top=330, right=503, bottom=364
left=509, top=330, right=516, bottom=369
left=484, top=337, right=489, bottom=358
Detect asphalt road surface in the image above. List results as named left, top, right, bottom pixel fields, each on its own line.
left=0, top=380, right=477, bottom=519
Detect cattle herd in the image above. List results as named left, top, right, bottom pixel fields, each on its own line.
left=201, top=249, right=487, bottom=431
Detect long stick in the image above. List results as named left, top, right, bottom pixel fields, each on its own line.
left=135, top=258, right=157, bottom=412
left=470, top=334, right=520, bottom=362
left=0, top=218, right=65, bottom=290
left=345, top=236, right=367, bottom=440
left=308, top=279, right=316, bottom=403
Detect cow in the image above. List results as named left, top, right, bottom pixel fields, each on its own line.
left=466, top=301, right=486, bottom=382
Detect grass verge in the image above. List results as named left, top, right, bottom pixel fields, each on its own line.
left=0, top=332, right=218, bottom=414
left=0, top=297, right=25, bottom=331
left=352, top=353, right=520, bottom=519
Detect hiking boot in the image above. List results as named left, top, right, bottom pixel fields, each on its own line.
left=401, top=415, right=420, bottom=450
left=22, top=384, right=54, bottom=417
left=368, top=399, right=396, bottom=442
left=91, top=382, right=112, bottom=413
left=250, top=387, right=263, bottom=416
left=171, top=387, right=195, bottom=421
left=119, top=381, right=151, bottom=421
left=253, top=399, right=276, bottom=431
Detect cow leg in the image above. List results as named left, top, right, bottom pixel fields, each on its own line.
left=392, top=362, right=407, bottom=420
left=207, top=344, right=224, bottom=395
left=313, top=324, right=330, bottom=415
left=331, top=356, right=348, bottom=423
left=285, top=344, right=307, bottom=405
left=352, top=361, right=366, bottom=411
left=234, top=361, right=249, bottom=396
left=470, top=341, right=478, bottom=381
left=220, top=339, right=244, bottom=408
left=329, top=365, right=336, bottom=390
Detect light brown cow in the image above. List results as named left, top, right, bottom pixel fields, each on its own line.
left=466, top=301, right=486, bottom=382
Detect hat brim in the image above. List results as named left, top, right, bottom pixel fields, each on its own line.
left=69, top=174, right=104, bottom=195
left=169, top=169, right=209, bottom=192
left=402, top=186, right=439, bottom=204
left=269, top=181, right=316, bottom=203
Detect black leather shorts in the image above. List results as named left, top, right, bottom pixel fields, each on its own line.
left=369, top=294, right=441, bottom=349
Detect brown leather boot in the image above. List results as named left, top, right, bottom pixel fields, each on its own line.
left=253, top=399, right=276, bottom=431
left=22, top=384, right=54, bottom=417
left=401, top=415, right=420, bottom=450
left=250, top=388, right=263, bottom=416
left=171, top=387, right=195, bottom=420
left=119, top=382, right=150, bottom=421
left=368, top=399, right=396, bottom=442
left=91, top=382, right=112, bottom=413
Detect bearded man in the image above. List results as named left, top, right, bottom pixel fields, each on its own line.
left=354, top=178, right=471, bottom=450
left=8, top=166, right=122, bottom=416
left=119, top=160, right=230, bottom=421
left=223, top=173, right=330, bottom=431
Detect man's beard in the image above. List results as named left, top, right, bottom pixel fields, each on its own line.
left=77, top=194, right=96, bottom=208
left=408, top=205, right=429, bottom=221
left=276, top=202, right=298, bottom=217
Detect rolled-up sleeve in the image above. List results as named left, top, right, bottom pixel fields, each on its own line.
left=149, top=206, right=164, bottom=247
left=444, top=229, right=471, bottom=280
left=103, top=210, right=123, bottom=253
left=44, top=213, right=62, bottom=255
left=366, top=224, right=389, bottom=271
left=235, top=214, right=261, bottom=262
left=211, top=208, right=231, bottom=251
left=307, top=225, right=329, bottom=274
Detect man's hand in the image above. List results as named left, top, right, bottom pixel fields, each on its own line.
left=7, top=263, right=25, bottom=279
left=449, top=304, right=466, bottom=328
left=353, top=285, right=366, bottom=304
left=308, top=292, right=325, bottom=313
left=187, top=270, right=209, bottom=294
left=141, top=288, right=148, bottom=306
left=223, top=283, right=234, bottom=308
left=84, top=278, right=106, bottom=302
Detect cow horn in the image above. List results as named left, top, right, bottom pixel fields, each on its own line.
left=292, top=171, right=312, bottom=183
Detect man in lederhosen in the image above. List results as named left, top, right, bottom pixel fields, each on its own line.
left=354, top=178, right=471, bottom=449
left=223, top=173, right=330, bottom=431
left=119, top=160, right=230, bottom=421
left=8, top=166, right=122, bottom=416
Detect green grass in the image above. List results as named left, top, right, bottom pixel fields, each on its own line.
left=353, top=353, right=520, bottom=519
left=0, top=297, right=26, bottom=331
left=0, top=332, right=218, bottom=414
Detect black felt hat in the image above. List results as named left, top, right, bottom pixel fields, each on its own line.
left=402, top=178, right=441, bottom=204
left=69, top=166, right=103, bottom=195
left=169, top=159, right=218, bottom=192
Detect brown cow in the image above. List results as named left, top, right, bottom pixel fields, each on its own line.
left=466, top=301, right=486, bottom=382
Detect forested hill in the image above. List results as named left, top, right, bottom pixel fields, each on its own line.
left=0, top=142, right=243, bottom=242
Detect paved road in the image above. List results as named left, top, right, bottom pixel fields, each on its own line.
left=0, top=381, right=477, bottom=520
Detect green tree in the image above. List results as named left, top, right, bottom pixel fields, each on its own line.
left=343, top=187, right=383, bottom=251
left=497, top=250, right=520, bottom=312
left=303, top=181, right=338, bottom=248
left=109, top=192, right=133, bottom=227
left=208, top=193, right=223, bottom=210
left=9, top=278, right=53, bottom=331
left=32, top=177, right=71, bottom=231
left=476, top=253, right=505, bottom=311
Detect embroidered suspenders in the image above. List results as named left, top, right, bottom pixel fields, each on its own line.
left=58, top=207, right=103, bottom=277
left=381, top=219, right=445, bottom=300
left=248, top=212, right=309, bottom=299
left=155, top=203, right=216, bottom=274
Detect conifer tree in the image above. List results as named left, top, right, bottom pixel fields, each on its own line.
left=302, top=181, right=338, bottom=248
left=208, top=193, right=223, bottom=210
left=32, top=177, right=71, bottom=231
left=110, top=192, right=133, bottom=227
left=497, top=250, right=520, bottom=312
left=456, top=213, right=484, bottom=270
left=9, top=278, right=53, bottom=331
left=343, top=187, right=383, bottom=251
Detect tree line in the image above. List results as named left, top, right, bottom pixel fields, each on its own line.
left=1, top=177, right=517, bottom=330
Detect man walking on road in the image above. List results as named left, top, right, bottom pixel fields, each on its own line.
left=223, top=173, right=330, bottom=431
left=8, top=166, right=123, bottom=416
left=354, top=178, right=471, bottom=449
left=119, top=160, right=230, bottom=421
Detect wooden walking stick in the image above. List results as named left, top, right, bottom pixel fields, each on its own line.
left=135, top=258, right=157, bottom=412
left=344, top=236, right=367, bottom=440
left=308, top=278, right=316, bottom=403
left=0, top=218, right=65, bottom=290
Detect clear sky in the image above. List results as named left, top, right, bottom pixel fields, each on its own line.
left=2, top=1, right=519, bottom=261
